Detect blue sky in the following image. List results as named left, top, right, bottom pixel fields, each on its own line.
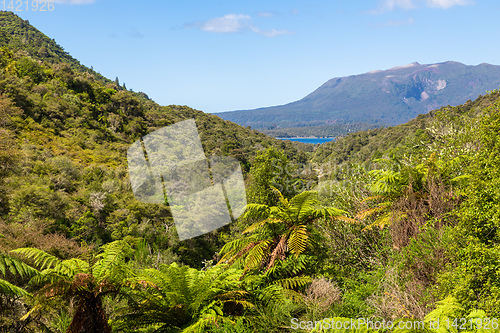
left=12, top=0, right=500, bottom=113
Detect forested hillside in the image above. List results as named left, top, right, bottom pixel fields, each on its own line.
left=2, top=11, right=500, bottom=333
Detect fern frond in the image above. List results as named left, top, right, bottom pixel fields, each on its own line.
left=241, top=203, right=271, bottom=220
left=356, top=206, right=387, bottom=220
left=217, top=235, right=257, bottom=266
left=92, top=240, right=132, bottom=281
left=242, top=218, right=282, bottom=234
left=265, top=254, right=310, bottom=278
left=362, top=210, right=406, bottom=231
left=258, top=284, right=287, bottom=306
left=369, top=169, right=402, bottom=194
left=289, top=191, right=317, bottom=220
left=0, top=253, right=38, bottom=278
left=244, top=239, right=272, bottom=271
left=274, top=276, right=312, bottom=290
left=0, top=278, right=31, bottom=297
left=62, top=258, right=90, bottom=275
left=225, top=299, right=254, bottom=310
left=288, top=224, right=308, bottom=257
left=424, top=296, right=464, bottom=324
left=28, top=269, right=72, bottom=291
left=11, top=248, right=63, bottom=271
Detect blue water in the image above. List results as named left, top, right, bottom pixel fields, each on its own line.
left=277, top=137, right=335, bottom=144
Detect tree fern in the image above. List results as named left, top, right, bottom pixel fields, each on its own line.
left=219, top=188, right=346, bottom=272
left=12, top=240, right=134, bottom=333
left=116, top=263, right=249, bottom=331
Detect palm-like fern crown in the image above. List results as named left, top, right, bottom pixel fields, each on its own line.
left=116, top=263, right=251, bottom=331
left=219, top=187, right=346, bottom=273
left=10, top=239, right=133, bottom=318
left=358, top=153, right=448, bottom=231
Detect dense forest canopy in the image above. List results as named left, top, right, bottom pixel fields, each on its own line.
left=1, top=10, right=500, bottom=333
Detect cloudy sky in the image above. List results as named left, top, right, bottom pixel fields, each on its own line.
left=14, top=0, right=499, bottom=113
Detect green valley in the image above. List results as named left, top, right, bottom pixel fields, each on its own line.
left=1, top=10, right=500, bottom=333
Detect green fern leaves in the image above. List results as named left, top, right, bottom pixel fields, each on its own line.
left=219, top=189, right=346, bottom=273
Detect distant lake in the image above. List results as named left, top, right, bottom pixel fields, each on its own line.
left=277, top=137, right=335, bottom=144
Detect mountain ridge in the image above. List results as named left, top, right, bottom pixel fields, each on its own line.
left=0, top=10, right=112, bottom=84
left=218, top=61, right=500, bottom=137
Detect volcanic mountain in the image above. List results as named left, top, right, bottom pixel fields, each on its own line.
left=218, top=61, right=500, bottom=137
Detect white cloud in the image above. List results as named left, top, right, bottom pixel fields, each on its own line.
left=201, top=14, right=252, bottom=33
left=195, top=13, right=294, bottom=37
left=371, top=0, right=473, bottom=12
left=385, top=0, right=416, bottom=10
left=425, top=0, right=473, bottom=9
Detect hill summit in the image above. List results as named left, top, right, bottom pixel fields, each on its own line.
left=218, top=61, right=500, bottom=137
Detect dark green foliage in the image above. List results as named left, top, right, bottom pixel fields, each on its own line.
left=435, top=99, right=500, bottom=315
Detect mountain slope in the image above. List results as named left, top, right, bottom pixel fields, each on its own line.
left=0, top=13, right=311, bottom=268
left=311, top=91, right=500, bottom=165
left=218, top=61, right=500, bottom=137
left=0, top=10, right=111, bottom=83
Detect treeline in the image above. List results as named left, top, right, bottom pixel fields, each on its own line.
left=262, top=122, right=381, bottom=139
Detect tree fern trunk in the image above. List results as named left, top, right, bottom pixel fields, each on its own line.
left=66, top=295, right=111, bottom=333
